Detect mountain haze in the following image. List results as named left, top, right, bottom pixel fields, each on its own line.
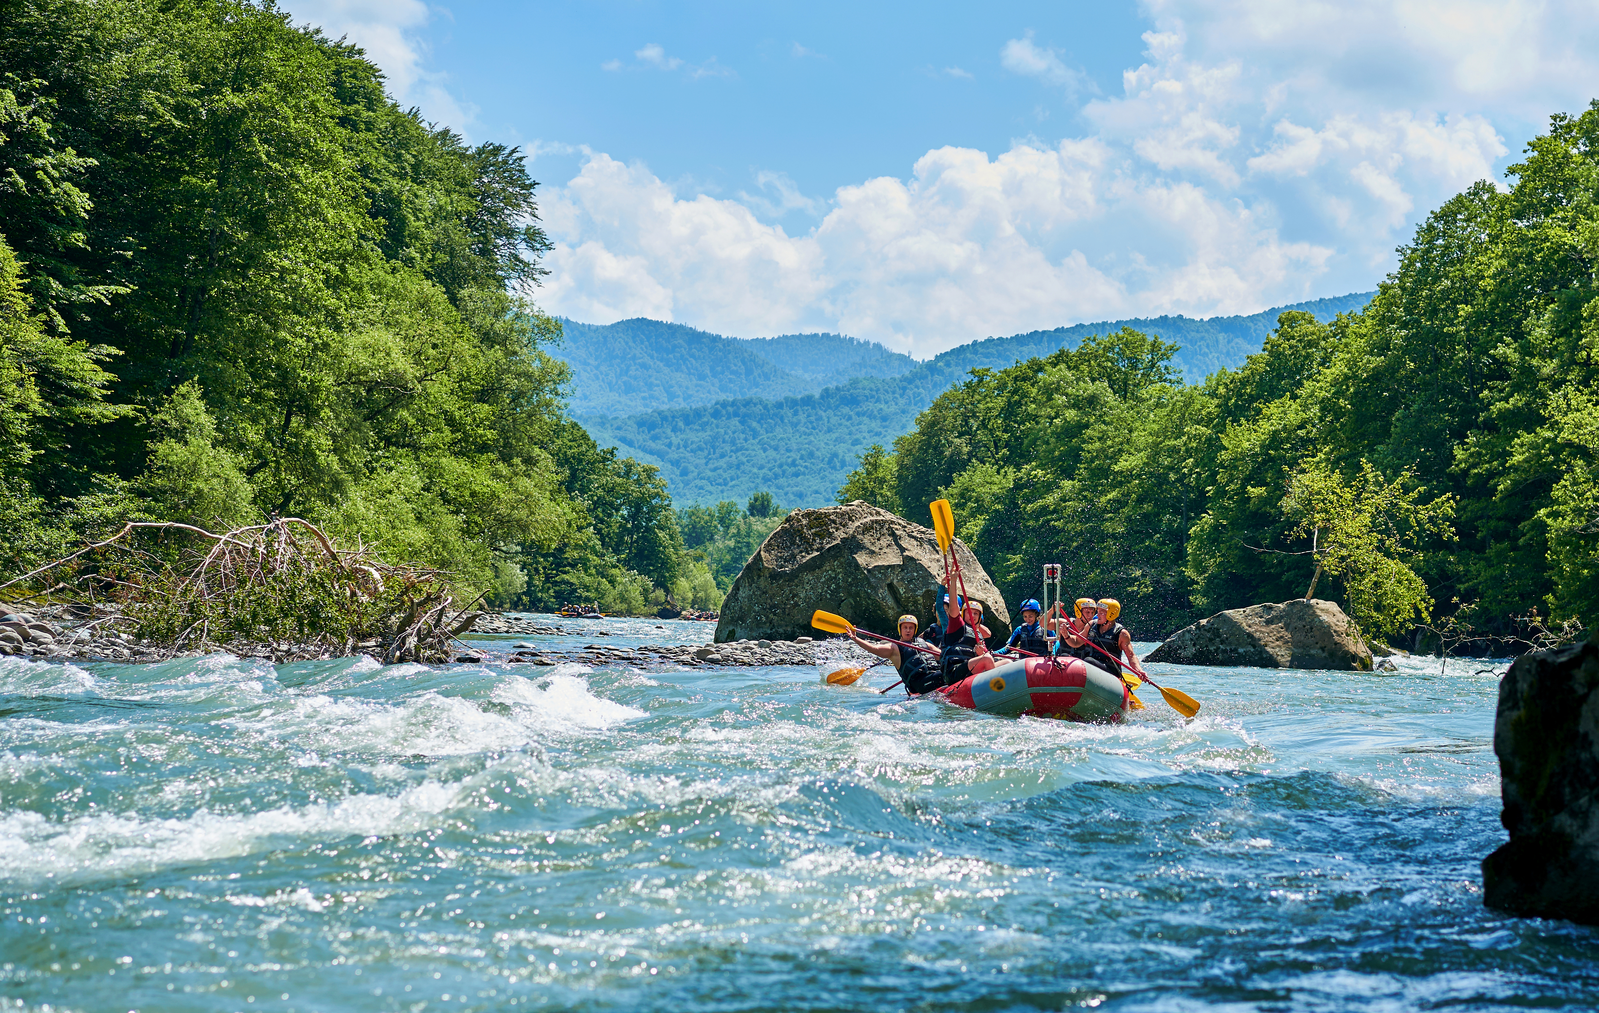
left=575, top=292, right=1376, bottom=507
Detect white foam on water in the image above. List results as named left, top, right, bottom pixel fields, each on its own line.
left=0, top=655, right=100, bottom=696
left=490, top=673, right=646, bottom=731
left=231, top=690, right=539, bottom=756
left=0, top=778, right=460, bottom=883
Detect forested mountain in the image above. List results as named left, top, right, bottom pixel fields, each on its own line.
left=582, top=293, right=1374, bottom=507
left=0, top=0, right=702, bottom=615
left=836, top=106, right=1599, bottom=646
left=552, top=318, right=916, bottom=415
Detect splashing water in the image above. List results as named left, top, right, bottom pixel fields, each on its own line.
left=0, top=617, right=1593, bottom=1012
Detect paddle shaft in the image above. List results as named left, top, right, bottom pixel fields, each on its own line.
left=851, top=627, right=939, bottom=657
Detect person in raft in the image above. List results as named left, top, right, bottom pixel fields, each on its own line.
left=995, top=599, right=1050, bottom=657
left=845, top=615, right=942, bottom=695
left=1049, top=598, right=1098, bottom=661
left=1083, top=598, right=1147, bottom=681
left=939, top=597, right=991, bottom=687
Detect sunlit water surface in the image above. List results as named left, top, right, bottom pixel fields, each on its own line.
left=2, top=615, right=1595, bottom=1012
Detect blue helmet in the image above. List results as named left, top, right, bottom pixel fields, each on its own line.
left=1020, top=598, right=1042, bottom=612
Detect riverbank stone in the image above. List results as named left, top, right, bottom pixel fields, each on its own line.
left=713, top=502, right=1011, bottom=645
left=1482, top=633, right=1599, bottom=924
left=1144, top=598, right=1372, bottom=671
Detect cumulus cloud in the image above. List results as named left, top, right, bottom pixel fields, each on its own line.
left=538, top=140, right=1328, bottom=354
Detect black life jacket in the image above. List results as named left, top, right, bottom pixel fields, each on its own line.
left=897, top=641, right=941, bottom=695
left=940, top=623, right=980, bottom=687
left=1010, top=622, right=1049, bottom=656
left=1087, top=621, right=1128, bottom=674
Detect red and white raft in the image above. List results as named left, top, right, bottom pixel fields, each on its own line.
left=939, top=655, right=1132, bottom=723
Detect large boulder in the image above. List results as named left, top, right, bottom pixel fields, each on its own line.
left=1144, top=599, right=1372, bottom=670
left=1482, top=634, right=1599, bottom=923
left=714, top=502, right=1011, bottom=645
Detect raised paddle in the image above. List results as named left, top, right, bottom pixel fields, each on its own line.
left=930, top=498, right=956, bottom=554
left=810, top=610, right=939, bottom=656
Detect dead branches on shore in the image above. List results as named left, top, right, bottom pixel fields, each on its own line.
left=4, top=518, right=479, bottom=663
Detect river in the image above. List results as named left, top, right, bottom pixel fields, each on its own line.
left=2, top=615, right=1595, bottom=1011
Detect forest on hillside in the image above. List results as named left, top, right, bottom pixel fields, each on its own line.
left=838, top=107, right=1599, bottom=648
left=584, top=294, right=1374, bottom=508
left=0, top=0, right=699, bottom=615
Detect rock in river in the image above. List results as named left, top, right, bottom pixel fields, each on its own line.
left=1144, top=598, right=1372, bottom=671
left=714, top=501, right=1010, bottom=645
left=1482, top=634, right=1599, bottom=924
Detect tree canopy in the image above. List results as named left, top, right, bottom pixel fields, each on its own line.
left=0, top=0, right=686, bottom=613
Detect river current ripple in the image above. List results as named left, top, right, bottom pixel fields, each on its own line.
left=1, top=615, right=1594, bottom=1012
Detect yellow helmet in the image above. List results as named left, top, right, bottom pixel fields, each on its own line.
left=1073, top=597, right=1096, bottom=621
left=897, top=614, right=918, bottom=628
left=1097, top=598, right=1121, bottom=622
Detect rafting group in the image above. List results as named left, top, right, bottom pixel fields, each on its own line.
left=814, top=499, right=1198, bottom=723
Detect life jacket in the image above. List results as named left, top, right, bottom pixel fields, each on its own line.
left=1009, top=621, right=1049, bottom=656
left=939, top=622, right=980, bottom=688
left=897, top=640, right=941, bottom=695
left=1087, top=620, right=1128, bottom=674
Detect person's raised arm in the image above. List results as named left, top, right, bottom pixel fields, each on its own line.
left=845, top=627, right=897, bottom=662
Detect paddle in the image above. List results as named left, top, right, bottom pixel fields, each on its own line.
left=810, top=610, right=939, bottom=656
left=825, top=659, right=887, bottom=686
left=1063, top=624, right=1201, bottom=718
left=930, top=499, right=955, bottom=554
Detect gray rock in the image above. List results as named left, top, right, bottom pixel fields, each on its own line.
left=1482, top=634, right=1599, bottom=923
left=757, top=640, right=772, bottom=649
left=693, top=647, right=717, bottom=660
left=1144, top=599, right=1372, bottom=671
left=714, top=502, right=1010, bottom=645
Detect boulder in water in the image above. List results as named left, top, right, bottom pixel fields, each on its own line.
left=1482, top=634, right=1599, bottom=923
left=714, top=501, right=1011, bottom=645
left=1144, top=599, right=1372, bottom=670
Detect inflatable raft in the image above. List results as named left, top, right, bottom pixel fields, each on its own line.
left=939, top=655, right=1132, bottom=723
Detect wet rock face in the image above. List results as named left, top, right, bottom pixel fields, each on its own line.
left=714, top=501, right=1011, bottom=645
left=1483, top=635, right=1599, bottom=924
left=1144, top=599, right=1372, bottom=671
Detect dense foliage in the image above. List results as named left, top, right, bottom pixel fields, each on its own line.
left=838, top=108, right=1599, bottom=645
left=0, top=0, right=686, bottom=614
left=675, top=492, right=786, bottom=600
left=586, top=294, right=1373, bottom=508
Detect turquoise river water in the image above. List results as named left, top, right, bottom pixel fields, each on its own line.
left=2, top=614, right=1596, bottom=1012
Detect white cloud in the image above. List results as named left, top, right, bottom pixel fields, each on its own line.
left=1001, top=31, right=1092, bottom=97
left=634, top=43, right=682, bottom=71
left=604, top=43, right=734, bottom=79
left=944, top=67, right=974, bottom=80
left=280, top=0, right=477, bottom=133
left=538, top=141, right=1327, bottom=355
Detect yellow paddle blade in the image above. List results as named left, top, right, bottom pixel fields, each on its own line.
left=1159, top=685, right=1201, bottom=718
left=930, top=499, right=955, bottom=553
left=810, top=610, right=853, bottom=635
left=825, top=667, right=866, bottom=686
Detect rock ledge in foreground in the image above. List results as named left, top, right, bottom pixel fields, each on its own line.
left=714, top=502, right=1010, bottom=645
left=1144, top=598, right=1371, bottom=671
left=1482, top=634, right=1599, bottom=924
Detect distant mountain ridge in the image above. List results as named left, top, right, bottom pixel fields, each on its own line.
left=573, top=292, right=1377, bottom=508
left=552, top=318, right=916, bottom=416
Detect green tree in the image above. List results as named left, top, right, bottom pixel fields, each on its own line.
left=835, top=444, right=900, bottom=513
left=1280, top=458, right=1456, bottom=638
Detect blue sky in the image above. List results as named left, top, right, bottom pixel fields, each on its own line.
left=284, top=0, right=1599, bottom=357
